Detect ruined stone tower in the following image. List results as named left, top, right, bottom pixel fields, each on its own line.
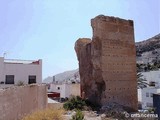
left=75, top=15, right=137, bottom=110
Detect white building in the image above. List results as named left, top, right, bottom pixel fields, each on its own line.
left=0, top=57, right=42, bottom=85
left=138, top=87, right=160, bottom=109
left=138, top=70, right=160, bottom=109
left=49, top=83, right=80, bottom=98
left=142, top=70, right=160, bottom=87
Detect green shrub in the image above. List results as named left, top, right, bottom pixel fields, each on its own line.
left=148, top=107, right=156, bottom=113
left=63, top=101, right=74, bottom=110
left=63, top=96, right=86, bottom=110
left=71, top=110, right=84, bottom=120
left=17, top=81, right=24, bottom=86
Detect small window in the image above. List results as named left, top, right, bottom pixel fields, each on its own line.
left=146, top=102, right=153, bottom=107
left=5, top=75, right=14, bottom=84
left=150, top=93, right=153, bottom=97
left=146, top=92, right=149, bottom=97
left=0, top=81, right=4, bottom=84
left=57, top=87, right=60, bottom=90
left=149, top=81, right=155, bottom=87
left=28, top=75, right=36, bottom=84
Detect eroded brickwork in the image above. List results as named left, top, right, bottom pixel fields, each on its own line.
left=75, top=15, right=137, bottom=110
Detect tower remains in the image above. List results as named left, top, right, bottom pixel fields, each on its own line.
left=75, top=15, right=137, bottom=110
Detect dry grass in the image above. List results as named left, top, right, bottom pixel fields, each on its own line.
left=22, top=108, right=64, bottom=120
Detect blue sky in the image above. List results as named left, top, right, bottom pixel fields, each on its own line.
left=0, top=0, right=159, bottom=78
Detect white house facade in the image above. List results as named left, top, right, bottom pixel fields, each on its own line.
left=142, top=70, right=160, bottom=87
left=49, top=83, right=80, bottom=98
left=0, top=57, right=42, bottom=85
left=138, top=87, right=160, bottom=109
left=137, top=70, right=160, bottom=110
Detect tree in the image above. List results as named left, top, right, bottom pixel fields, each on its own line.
left=137, top=63, right=148, bottom=88
left=137, top=72, right=148, bottom=89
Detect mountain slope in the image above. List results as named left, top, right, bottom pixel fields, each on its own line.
left=136, top=34, right=160, bottom=64
left=43, top=69, right=80, bottom=83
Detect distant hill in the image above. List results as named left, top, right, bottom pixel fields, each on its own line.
left=136, top=33, right=160, bottom=64
left=43, top=69, right=80, bottom=83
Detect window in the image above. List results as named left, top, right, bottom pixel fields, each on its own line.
left=28, top=75, right=36, bottom=84
left=0, top=81, right=4, bottom=84
left=5, top=75, right=14, bottom=84
left=150, top=93, right=153, bottom=97
left=146, top=102, right=153, bottom=107
left=57, top=87, right=60, bottom=90
left=149, top=81, right=155, bottom=87
left=146, top=92, right=149, bottom=97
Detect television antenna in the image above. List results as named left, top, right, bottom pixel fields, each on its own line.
left=3, top=52, right=6, bottom=58
left=3, top=52, right=9, bottom=58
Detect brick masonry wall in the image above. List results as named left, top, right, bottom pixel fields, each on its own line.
left=91, top=15, right=137, bottom=110
left=75, top=15, right=138, bottom=111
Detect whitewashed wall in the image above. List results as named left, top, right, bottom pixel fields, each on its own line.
left=138, top=87, right=160, bottom=109
left=50, top=83, right=80, bottom=98
left=0, top=57, right=42, bottom=85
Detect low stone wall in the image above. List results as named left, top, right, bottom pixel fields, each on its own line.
left=0, top=84, right=47, bottom=120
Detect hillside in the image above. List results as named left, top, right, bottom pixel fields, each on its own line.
left=43, top=69, right=80, bottom=83
left=136, top=34, right=160, bottom=64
